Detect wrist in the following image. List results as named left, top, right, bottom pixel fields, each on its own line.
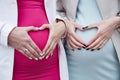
left=112, top=17, right=120, bottom=29
left=56, top=19, right=67, bottom=38
left=115, top=11, right=120, bottom=28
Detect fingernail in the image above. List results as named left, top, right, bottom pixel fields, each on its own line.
left=39, top=56, right=44, bottom=60
left=83, top=44, right=87, bottom=47
left=39, top=27, right=43, bottom=30
left=29, top=57, right=32, bottom=60
left=97, top=48, right=101, bottom=50
left=42, top=52, right=45, bottom=55
left=82, top=47, right=86, bottom=49
left=46, top=56, right=49, bottom=59
left=71, top=49, right=74, bottom=51
left=36, top=28, right=41, bottom=30
left=78, top=48, right=81, bottom=50
left=40, top=53, right=44, bottom=56
left=35, top=58, right=38, bottom=61
left=51, top=53, right=53, bottom=56
left=86, top=48, right=89, bottom=50
left=91, top=49, right=94, bottom=51
left=82, top=26, right=88, bottom=29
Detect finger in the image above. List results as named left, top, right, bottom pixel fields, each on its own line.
left=69, top=37, right=82, bottom=49
left=70, top=35, right=86, bottom=48
left=66, top=34, right=80, bottom=50
left=74, top=23, right=83, bottom=30
left=24, top=44, right=39, bottom=60
left=87, top=36, right=103, bottom=49
left=66, top=39, right=73, bottom=50
left=99, top=39, right=108, bottom=49
left=87, top=32, right=100, bottom=46
left=24, top=49, right=38, bottom=60
left=44, top=33, right=59, bottom=59
left=92, top=39, right=106, bottom=50
left=24, top=53, right=33, bottom=60
left=49, top=44, right=57, bottom=57
left=24, top=26, right=40, bottom=32
left=42, top=37, right=51, bottom=57
left=45, top=42, right=55, bottom=59
left=67, top=40, right=75, bottom=51
left=29, top=38, right=42, bottom=56
left=68, top=39, right=80, bottom=50
left=19, top=49, right=33, bottom=60
left=39, top=24, right=50, bottom=30
left=71, top=32, right=86, bottom=47
left=45, top=41, right=58, bottom=59
left=82, top=24, right=98, bottom=30
left=19, top=48, right=37, bottom=60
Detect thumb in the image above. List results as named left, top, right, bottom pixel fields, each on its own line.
left=39, top=24, right=50, bottom=30
left=82, top=24, right=98, bottom=30
left=74, top=23, right=83, bottom=30
left=25, top=26, right=40, bottom=32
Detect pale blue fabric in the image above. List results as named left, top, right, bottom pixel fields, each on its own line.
left=65, top=0, right=120, bottom=80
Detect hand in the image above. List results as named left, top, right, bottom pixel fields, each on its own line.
left=83, top=17, right=120, bottom=50
left=65, top=21, right=86, bottom=50
left=8, top=26, right=42, bottom=60
left=39, top=22, right=66, bottom=59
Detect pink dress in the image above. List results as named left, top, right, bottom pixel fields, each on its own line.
left=12, top=0, right=60, bottom=80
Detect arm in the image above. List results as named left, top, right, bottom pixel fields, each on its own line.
left=0, top=21, right=43, bottom=60
left=56, top=0, right=86, bottom=50
left=38, top=21, right=66, bottom=59
left=0, top=21, right=16, bottom=47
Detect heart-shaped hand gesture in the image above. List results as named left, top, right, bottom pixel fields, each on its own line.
left=39, top=21, right=66, bottom=59
left=65, top=17, right=120, bottom=51
left=65, top=21, right=86, bottom=50
left=83, top=17, right=119, bottom=51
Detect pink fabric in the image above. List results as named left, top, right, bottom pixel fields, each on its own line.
left=13, top=0, right=60, bottom=80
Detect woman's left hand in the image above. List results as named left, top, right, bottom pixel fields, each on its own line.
left=83, top=17, right=120, bottom=50
left=39, top=21, right=66, bottom=59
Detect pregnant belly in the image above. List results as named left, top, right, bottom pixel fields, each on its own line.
left=14, top=28, right=59, bottom=71
left=14, top=8, right=59, bottom=70
left=29, top=29, right=49, bottom=50
left=14, top=27, right=58, bottom=59
left=66, top=29, right=117, bottom=62
left=66, top=29, right=119, bottom=80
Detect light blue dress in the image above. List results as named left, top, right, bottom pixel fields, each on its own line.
left=65, top=0, right=120, bottom=80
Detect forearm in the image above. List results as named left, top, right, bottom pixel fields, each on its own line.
left=113, top=17, right=120, bottom=28
left=0, top=21, right=16, bottom=46
left=56, top=19, right=67, bottom=39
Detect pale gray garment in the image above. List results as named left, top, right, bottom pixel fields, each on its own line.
left=65, top=0, right=120, bottom=80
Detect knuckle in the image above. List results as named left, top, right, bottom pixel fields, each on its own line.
left=29, top=26, right=34, bottom=28
left=68, top=32, right=73, bottom=36
left=52, top=35, right=57, bottom=39
left=98, top=31, right=104, bottom=35
left=43, top=24, right=47, bottom=26
left=24, top=38, right=31, bottom=43
left=105, top=35, right=110, bottom=39
left=34, top=47, right=38, bottom=50
left=30, top=50, right=35, bottom=54
left=93, top=47, right=97, bottom=49
left=29, top=55, right=34, bottom=58
left=50, top=48, right=54, bottom=51
left=20, top=42, right=25, bottom=46
left=18, top=41, right=23, bottom=46
left=32, top=51, right=36, bottom=54
left=29, top=54, right=34, bottom=57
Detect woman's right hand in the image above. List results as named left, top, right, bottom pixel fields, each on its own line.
left=8, top=26, right=42, bottom=60
left=65, top=21, right=86, bottom=50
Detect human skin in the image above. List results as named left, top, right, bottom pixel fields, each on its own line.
left=65, top=17, right=120, bottom=51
